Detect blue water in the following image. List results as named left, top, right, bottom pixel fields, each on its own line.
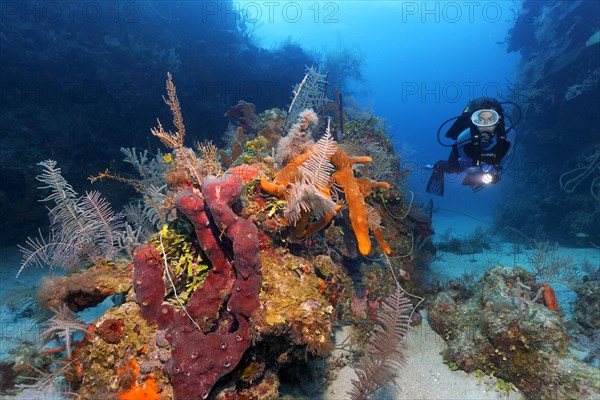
left=242, top=0, right=521, bottom=215
left=2, top=1, right=599, bottom=398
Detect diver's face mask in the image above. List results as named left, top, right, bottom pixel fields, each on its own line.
left=471, top=109, right=500, bottom=141
left=471, top=109, right=500, bottom=127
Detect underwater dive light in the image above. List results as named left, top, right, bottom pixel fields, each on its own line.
left=481, top=163, right=500, bottom=184
left=482, top=172, right=495, bottom=184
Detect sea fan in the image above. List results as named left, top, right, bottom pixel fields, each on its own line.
left=365, top=204, right=382, bottom=231
left=348, top=285, right=413, bottom=400
left=286, top=66, right=329, bottom=129
left=284, top=121, right=337, bottom=225
left=79, top=191, right=124, bottom=260
left=17, top=160, right=125, bottom=277
left=15, top=363, right=76, bottom=400
left=38, top=304, right=88, bottom=358
left=284, top=183, right=336, bottom=225
left=297, top=124, right=336, bottom=192
left=36, top=160, right=84, bottom=235
left=526, top=240, right=585, bottom=289
left=18, top=230, right=89, bottom=278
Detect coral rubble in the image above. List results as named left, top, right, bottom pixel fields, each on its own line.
left=428, top=265, right=600, bottom=399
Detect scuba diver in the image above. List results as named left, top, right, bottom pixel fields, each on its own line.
left=425, top=97, right=521, bottom=196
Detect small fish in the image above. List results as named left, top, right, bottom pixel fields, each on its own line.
left=575, top=232, right=589, bottom=238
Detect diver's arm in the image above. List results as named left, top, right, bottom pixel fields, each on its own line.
left=455, top=129, right=473, bottom=169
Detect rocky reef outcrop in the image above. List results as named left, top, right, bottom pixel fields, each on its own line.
left=428, top=265, right=600, bottom=399
left=497, top=0, right=600, bottom=246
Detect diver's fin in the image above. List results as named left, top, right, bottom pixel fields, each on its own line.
left=426, top=161, right=445, bottom=196
left=426, top=174, right=444, bottom=196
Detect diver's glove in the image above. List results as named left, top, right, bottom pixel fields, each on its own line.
left=458, top=156, right=474, bottom=170
left=480, top=162, right=494, bottom=173
left=480, top=163, right=500, bottom=184
left=465, top=162, right=496, bottom=174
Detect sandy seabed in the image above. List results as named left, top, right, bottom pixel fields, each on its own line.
left=324, top=210, right=598, bottom=400
left=323, top=318, right=524, bottom=400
